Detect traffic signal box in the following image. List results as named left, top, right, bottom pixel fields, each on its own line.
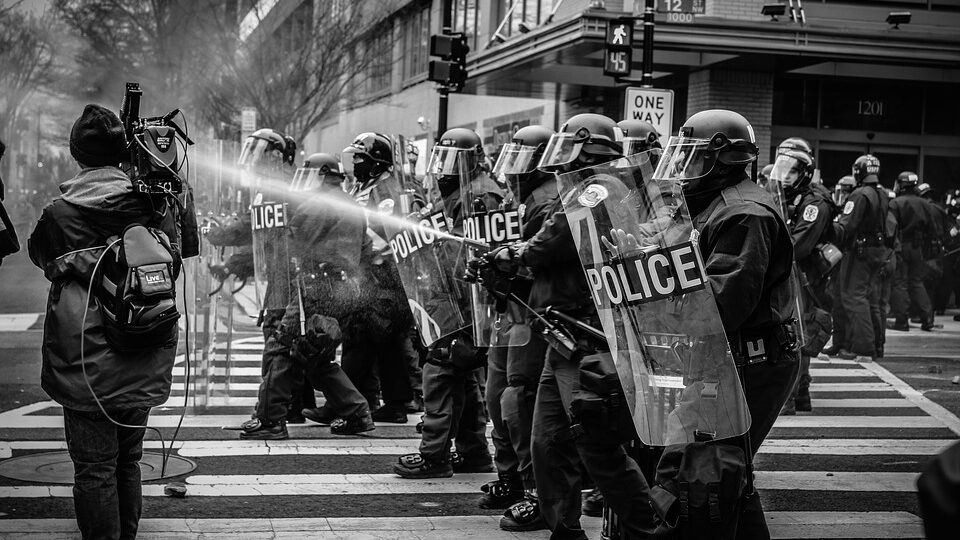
left=428, top=33, right=469, bottom=92
left=603, top=19, right=633, bottom=79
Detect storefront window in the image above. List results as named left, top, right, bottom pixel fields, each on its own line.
left=773, top=77, right=818, bottom=127
left=820, top=80, right=921, bottom=133
left=453, top=0, right=481, bottom=51
left=924, top=85, right=960, bottom=135
left=924, top=155, right=960, bottom=194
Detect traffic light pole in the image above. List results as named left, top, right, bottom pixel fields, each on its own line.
left=437, top=0, right=452, bottom=142
left=641, top=0, right=654, bottom=88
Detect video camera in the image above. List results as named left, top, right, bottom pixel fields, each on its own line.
left=120, top=82, right=194, bottom=197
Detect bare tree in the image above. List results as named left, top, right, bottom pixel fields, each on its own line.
left=0, top=7, right=58, bottom=141
left=199, top=1, right=398, bottom=142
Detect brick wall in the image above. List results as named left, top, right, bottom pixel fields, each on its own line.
left=704, top=0, right=767, bottom=22
left=686, top=69, right=774, bottom=166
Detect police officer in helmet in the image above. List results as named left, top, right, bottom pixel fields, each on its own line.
left=495, top=113, right=660, bottom=539
left=888, top=171, right=938, bottom=331
left=657, top=109, right=799, bottom=538
left=831, top=154, right=890, bottom=361
left=617, top=119, right=661, bottom=157
left=480, top=125, right=557, bottom=529
left=769, top=140, right=834, bottom=415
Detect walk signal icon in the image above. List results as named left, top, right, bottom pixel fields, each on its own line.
left=603, top=20, right=633, bottom=78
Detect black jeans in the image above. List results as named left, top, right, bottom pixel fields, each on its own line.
left=63, top=406, right=150, bottom=540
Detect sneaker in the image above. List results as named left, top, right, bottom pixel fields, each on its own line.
left=500, top=498, right=549, bottom=532
left=371, top=405, right=409, bottom=424
left=239, top=418, right=288, bottom=440
left=330, top=412, right=376, bottom=435
left=394, top=453, right=454, bottom=479
left=581, top=487, right=604, bottom=518
left=451, top=450, right=494, bottom=473
left=479, top=474, right=524, bottom=509
left=302, top=406, right=337, bottom=425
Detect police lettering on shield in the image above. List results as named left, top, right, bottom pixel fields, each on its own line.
left=584, top=241, right=707, bottom=307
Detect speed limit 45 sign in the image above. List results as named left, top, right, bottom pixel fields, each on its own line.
left=623, top=87, right=674, bottom=146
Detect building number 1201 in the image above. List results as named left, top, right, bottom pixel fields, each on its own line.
left=857, top=100, right=884, bottom=117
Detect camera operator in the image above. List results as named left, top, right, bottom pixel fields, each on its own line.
left=27, top=104, right=198, bottom=540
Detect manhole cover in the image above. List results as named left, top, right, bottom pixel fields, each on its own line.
left=0, top=451, right=196, bottom=484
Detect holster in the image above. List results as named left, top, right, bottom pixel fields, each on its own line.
left=729, top=321, right=798, bottom=368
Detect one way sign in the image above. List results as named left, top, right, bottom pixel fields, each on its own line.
left=623, top=87, right=674, bottom=146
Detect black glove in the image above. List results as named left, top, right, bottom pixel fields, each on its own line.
left=293, top=314, right=342, bottom=367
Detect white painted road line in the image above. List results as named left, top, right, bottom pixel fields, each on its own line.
left=755, top=471, right=918, bottom=492
left=758, top=438, right=955, bottom=455
left=0, top=513, right=924, bottom=539
left=807, top=368, right=873, bottom=377
left=810, top=398, right=915, bottom=408
left=861, top=360, right=960, bottom=436
left=773, top=416, right=946, bottom=429
left=0, top=313, right=41, bottom=331
left=809, top=382, right=892, bottom=392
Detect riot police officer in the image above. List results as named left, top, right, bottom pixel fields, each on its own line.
left=888, top=171, right=938, bottom=331
left=338, top=132, right=422, bottom=423
left=832, top=155, right=890, bottom=361
left=394, top=128, right=496, bottom=479
left=480, top=125, right=557, bottom=529
left=659, top=109, right=799, bottom=538
left=242, top=151, right=375, bottom=439
left=617, top=119, right=661, bottom=156
left=497, top=114, right=659, bottom=539
left=769, top=141, right=835, bottom=414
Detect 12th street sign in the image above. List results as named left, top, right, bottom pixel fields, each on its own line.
left=623, top=87, right=674, bottom=146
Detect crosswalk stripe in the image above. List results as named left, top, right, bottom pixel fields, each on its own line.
left=0, top=313, right=42, bottom=331
left=860, top=360, right=960, bottom=436
left=809, top=398, right=915, bottom=408
left=773, top=416, right=945, bottom=428
left=0, top=471, right=918, bottom=498
left=0, top=513, right=923, bottom=539
left=807, top=368, right=873, bottom=377
left=809, top=382, right=891, bottom=391
left=758, top=438, right=954, bottom=455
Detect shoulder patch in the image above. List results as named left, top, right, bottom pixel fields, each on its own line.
left=802, top=204, right=819, bottom=222
left=843, top=201, right=855, bottom=215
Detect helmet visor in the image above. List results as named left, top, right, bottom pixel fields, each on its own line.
left=290, top=168, right=321, bottom=192
left=238, top=137, right=273, bottom=167
left=537, top=132, right=583, bottom=170
left=652, top=136, right=713, bottom=183
left=622, top=137, right=649, bottom=158
left=769, top=154, right=802, bottom=189
left=427, top=145, right=478, bottom=176
left=493, top=143, right=540, bottom=175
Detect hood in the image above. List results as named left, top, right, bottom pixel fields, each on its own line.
left=60, top=166, right=133, bottom=209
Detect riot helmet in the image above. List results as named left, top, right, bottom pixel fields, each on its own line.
left=653, top=109, right=758, bottom=198
left=617, top=119, right=661, bottom=157
left=493, top=124, right=555, bottom=203
left=852, top=154, right=880, bottom=185
left=770, top=147, right=815, bottom=197
left=291, top=153, right=345, bottom=192
left=895, top=171, right=920, bottom=195
left=342, top=132, right=393, bottom=188
left=538, top=113, right=623, bottom=172
left=238, top=128, right=292, bottom=169
left=427, top=128, right=485, bottom=197
left=834, top=175, right=856, bottom=206
left=758, top=163, right=774, bottom=188
left=777, top=137, right=813, bottom=156
left=917, top=182, right=934, bottom=200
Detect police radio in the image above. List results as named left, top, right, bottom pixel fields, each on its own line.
left=120, top=82, right=194, bottom=197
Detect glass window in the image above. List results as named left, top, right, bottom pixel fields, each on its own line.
left=772, top=77, right=818, bottom=128
left=923, top=155, right=960, bottom=195
left=505, top=0, right=550, bottom=37
left=402, top=5, right=431, bottom=81
left=924, top=85, right=960, bottom=135
left=818, top=148, right=863, bottom=188
left=367, top=24, right=393, bottom=95
left=871, top=150, right=919, bottom=189
left=453, top=0, right=481, bottom=51
left=820, top=79, right=921, bottom=133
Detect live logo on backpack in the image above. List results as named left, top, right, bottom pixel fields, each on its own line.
left=251, top=202, right=287, bottom=230
left=585, top=241, right=707, bottom=307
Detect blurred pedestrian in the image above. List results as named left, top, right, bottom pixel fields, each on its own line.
left=0, top=138, right=21, bottom=265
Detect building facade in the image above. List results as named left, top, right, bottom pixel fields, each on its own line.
left=257, top=0, right=960, bottom=191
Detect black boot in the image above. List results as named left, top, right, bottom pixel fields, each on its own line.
left=478, top=473, right=524, bottom=509
left=394, top=453, right=454, bottom=479
left=239, top=418, right=288, bottom=440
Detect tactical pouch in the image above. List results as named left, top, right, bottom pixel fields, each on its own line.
left=569, top=353, right=636, bottom=445
left=650, top=442, right=747, bottom=540
left=800, top=306, right=832, bottom=357
left=812, top=242, right=842, bottom=279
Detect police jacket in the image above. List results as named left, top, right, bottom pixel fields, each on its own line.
left=28, top=166, right=196, bottom=412
left=832, top=183, right=889, bottom=250
left=788, top=183, right=835, bottom=263
left=290, top=187, right=366, bottom=276
left=890, top=193, right=937, bottom=245
left=691, top=177, right=795, bottom=336
left=520, top=176, right=559, bottom=241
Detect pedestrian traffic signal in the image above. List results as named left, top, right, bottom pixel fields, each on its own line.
left=428, top=33, right=469, bottom=92
left=603, top=19, right=633, bottom=78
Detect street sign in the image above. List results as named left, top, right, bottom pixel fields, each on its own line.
left=604, top=49, right=633, bottom=78
left=240, top=107, right=257, bottom=137
left=652, top=0, right=706, bottom=14
left=623, top=87, right=674, bottom=146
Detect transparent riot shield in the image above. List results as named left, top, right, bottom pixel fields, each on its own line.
left=457, top=159, right=529, bottom=347
left=557, top=151, right=751, bottom=446
left=248, top=161, right=294, bottom=314
left=766, top=160, right=807, bottom=349
left=367, top=165, right=470, bottom=347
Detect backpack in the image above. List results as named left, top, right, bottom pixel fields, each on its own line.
left=96, top=224, right=181, bottom=352
left=650, top=441, right=748, bottom=540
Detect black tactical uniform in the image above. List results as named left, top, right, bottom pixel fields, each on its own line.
left=832, top=155, right=889, bottom=359
left=889, top=172, right=938, bottom=330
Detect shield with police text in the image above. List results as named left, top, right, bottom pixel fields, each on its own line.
left=250, top=182, right=293, bottom=312
left=557, top=151, right=751, bottom=446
